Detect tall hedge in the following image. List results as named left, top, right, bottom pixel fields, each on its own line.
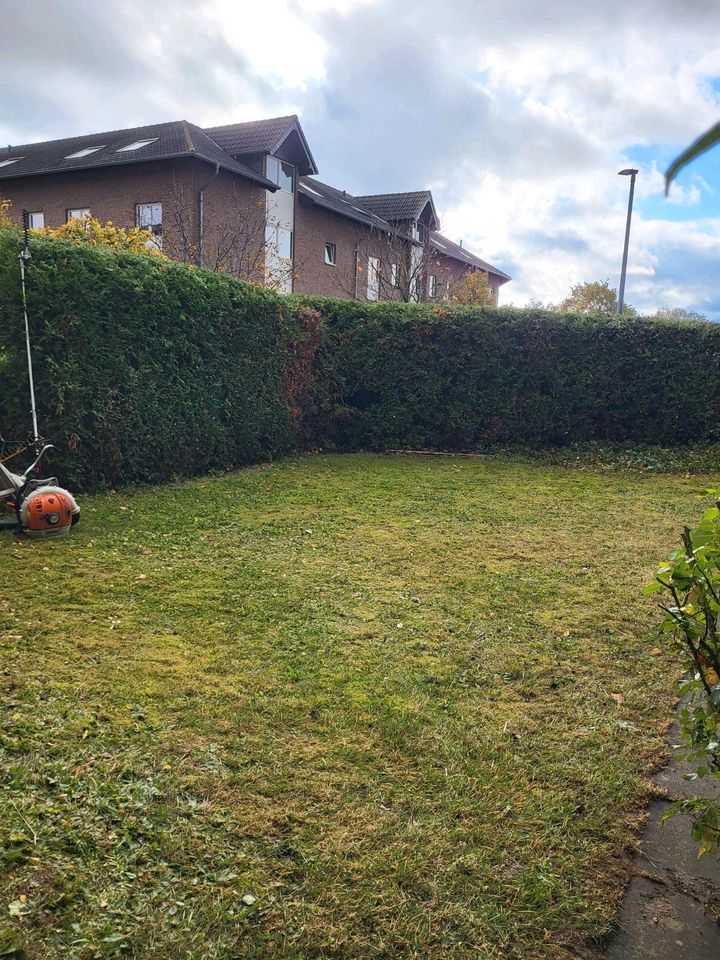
left=0, top=230, right=302, bottom=488
left=2, top=228, right=720, bottom=491
left=298, top=297, right=720, bottom=450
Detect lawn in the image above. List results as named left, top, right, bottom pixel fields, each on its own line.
left=0, top=452, right=708, bottom=959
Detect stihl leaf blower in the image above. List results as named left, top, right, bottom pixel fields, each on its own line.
left=0, top=212, right=79, bottom=538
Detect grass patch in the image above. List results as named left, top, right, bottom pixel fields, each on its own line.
left=0, top=452, right=708, bottom=958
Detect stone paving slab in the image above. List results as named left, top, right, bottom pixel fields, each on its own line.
left=604, top=719, right=720, bottom=960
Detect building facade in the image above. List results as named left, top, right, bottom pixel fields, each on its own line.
left=0, top=115, right=510, bottom=302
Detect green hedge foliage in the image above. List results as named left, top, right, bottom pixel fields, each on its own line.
left=298, top=296, right=720, bottom=451
left=0, top=230, right=301, bottom=488
left=2, top=228, right=720, bottom=490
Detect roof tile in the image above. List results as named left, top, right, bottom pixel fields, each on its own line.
left=204, top=116, right=318, bottom=174
left=0, top=120, right=276, bottom=188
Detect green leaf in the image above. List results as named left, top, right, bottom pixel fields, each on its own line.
left=665, top=121, right=720, bottom=194
left=642, top=581, right=665, bottom=596
left=0, top=930, right=25, bottom=959
left=5, top=902, right=27, bottom=919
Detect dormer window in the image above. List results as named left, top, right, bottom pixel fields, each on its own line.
left=267, top=156, right=294, bottom=193
left=411, top=222, right=425, bottom=242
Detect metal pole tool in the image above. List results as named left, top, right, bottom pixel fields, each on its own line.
left=19, top=209, right=39, bottom=449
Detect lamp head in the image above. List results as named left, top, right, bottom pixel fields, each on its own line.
left=618, top=168, right=639, bottom=176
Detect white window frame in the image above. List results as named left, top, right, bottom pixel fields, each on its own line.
left=277, top=227, right=293, bottom=260
left=135, top=202, right=163, bottom=249
left=65, top=146, right=105, bottom=159
left=367, top=256, right=380, bottom=302
left=390, top=263, right=398, bottom=287
left=324, top=242, right=336, bottom=266
left=67, top=208, right=90, bottom=221
left=28, top=212, right=44, bottom=229
left=116, top=138, right=159, bottom=153
left=428, top=275, right=437, bottom=298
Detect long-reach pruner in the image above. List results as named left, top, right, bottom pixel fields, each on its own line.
left=19, top=209, right=39, bottom=451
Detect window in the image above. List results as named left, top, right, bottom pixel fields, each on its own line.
left=324, top=242, right=336, bottom=266
left=65, top=146, right=105, bottom=159
left=411, top=222, right=425, bottom=242
left=0, top=157, right=23, bottom=168
left=67, top=208, right=90, bottom=221
left=367, top=256, right=380, bottom=302
left=28, top=212, right=44, bottom=229
left=428, top=275, right=437, bottom=297
left=266, top=156, right=294, bottom=193
left=136, top=202, right=163, bottom=248
left=267, top=226, right=293, bottom=260
left=116, top=138, right=159, bottom=153
left=390, top=263, right=398, bottom=287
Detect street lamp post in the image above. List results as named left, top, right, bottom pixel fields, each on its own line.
left=617, top=168, right=638, bottom=315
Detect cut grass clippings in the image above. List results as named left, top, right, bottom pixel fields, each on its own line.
left=0, top=452, right=708, bottom=958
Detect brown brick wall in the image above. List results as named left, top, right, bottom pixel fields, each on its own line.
left=0, top=159, right=266, bottom=280
left=294, top=199, right=415, bottom=301
left=0, top=159, right=195, bottom=233
left=0, top=160, right=503, bottom=302
left=190, top=168, right=267, bottom=280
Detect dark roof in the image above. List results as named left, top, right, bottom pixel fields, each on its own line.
left=300, top=177, right=509, bottom=282
left=353, top=190, right=438, bottom=227
left=204, top=115, right=318, bottom=175
left=299, top=177, right=392, bottom=230
left=0, top=120, right=277, bottom=188
left=431, top=231, right=511, bottom=283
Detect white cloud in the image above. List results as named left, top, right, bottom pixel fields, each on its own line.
left=1, top=0, right=719, bottom=315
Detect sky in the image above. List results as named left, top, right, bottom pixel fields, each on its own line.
left=1, top=0, right=719, bottom=315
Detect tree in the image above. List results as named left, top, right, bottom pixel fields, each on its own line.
left=448, top=271, right=495, bottom=306
left=164, top=175, right=299, bottom=291
left=372, top=227, right=435, bottom=303
left=557, top=279, right=636, bottom=315
left=653, top=306, right=709, bottom=323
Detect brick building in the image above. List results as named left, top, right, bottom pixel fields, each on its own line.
left=0, top=115, right=510, bottom=302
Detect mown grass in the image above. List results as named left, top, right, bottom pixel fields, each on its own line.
left=0, top=452, right=709, bottom=959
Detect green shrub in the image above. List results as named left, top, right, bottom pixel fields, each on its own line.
left=297, top=297, right=720, bottom=451
left=2, top=227, right=720, bottom=491
left=645, top=498, right=720, bottom=856
left=0, top=228, right=301, bottom=488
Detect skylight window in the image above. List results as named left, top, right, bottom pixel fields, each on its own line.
left=0, top=157, right=23, bottom=167
left=65, top=146, right=105, bottom=159
left=116, top=138, right=159, bottom=153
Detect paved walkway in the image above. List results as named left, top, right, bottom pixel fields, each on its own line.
left=605, top=722, right=720, bottom=959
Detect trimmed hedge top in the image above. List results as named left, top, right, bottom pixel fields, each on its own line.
left=1, top=227, right=719, bottom=489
